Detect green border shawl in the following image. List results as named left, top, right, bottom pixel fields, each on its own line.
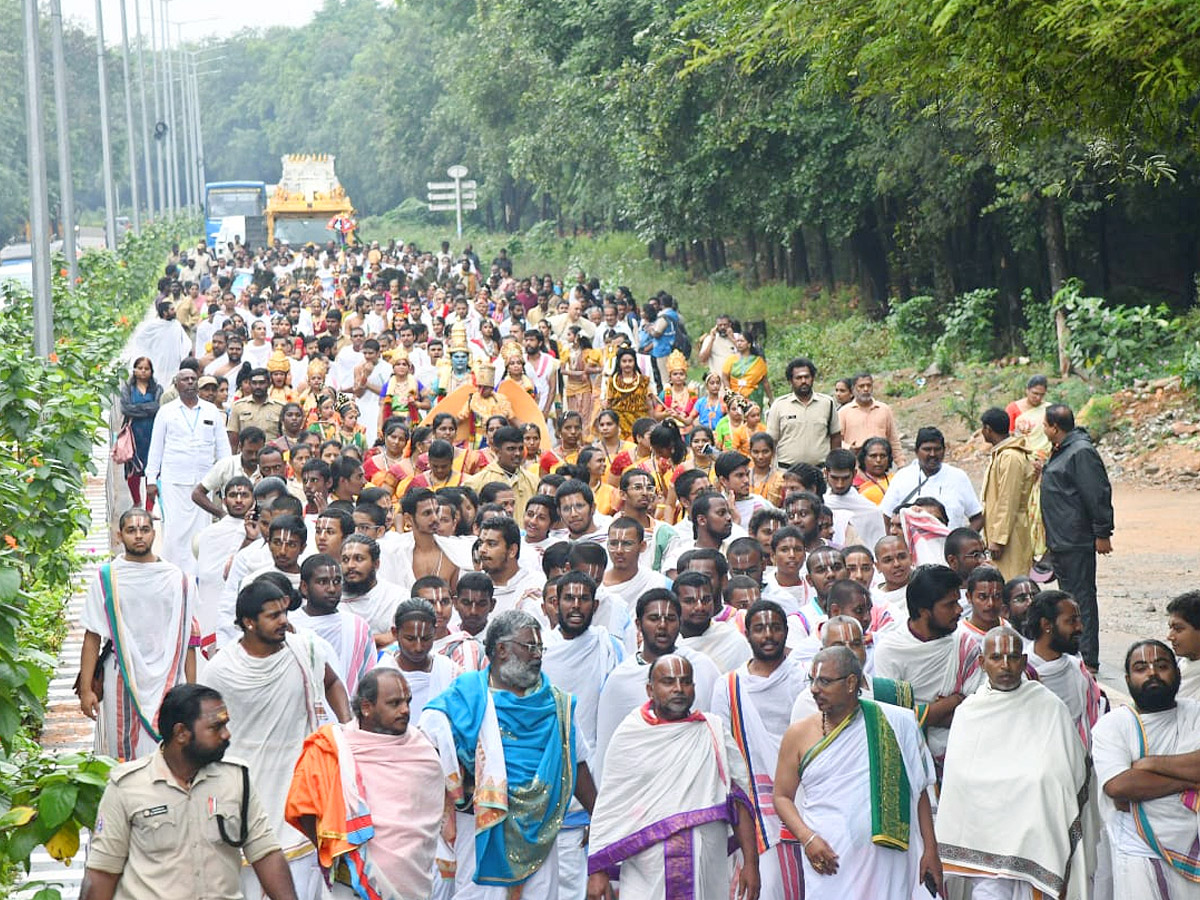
left=799, top=699, right=911, bottom=851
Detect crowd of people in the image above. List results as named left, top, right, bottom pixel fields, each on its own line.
left=75, top=236, right=1199, bottom=900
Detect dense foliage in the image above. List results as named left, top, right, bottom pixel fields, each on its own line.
left=5, top=0, right=1199, bottom=333
left=0, top=219, right=193, bottom=895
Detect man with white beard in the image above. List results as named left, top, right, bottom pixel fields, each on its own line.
left=421, top=611, right=598, bottom=899
left=541, top=572, right=625, bottom=900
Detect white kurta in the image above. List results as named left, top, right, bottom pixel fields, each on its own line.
left=589, top=708, right=750, bottom=900
left=376, top=652, right=462, bottom=722
left=193, top=515, right=249, bottom=650
left=145, top=397, right=230, bottom=578
left=797, top=703, right=935, bottom=900
left=679, top=620, right=752, bottom=673
left=542, top=626, right=625, bottom=748
left=341, top=578, right=407, bottom=636
left=290, top=608, right=376, bottom=697
left=872, top=624, right=982, bottom=759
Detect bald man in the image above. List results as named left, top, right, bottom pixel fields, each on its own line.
left=937, top=627, right=1089, bottom=900
left=587, top=655, right=759, bottom=900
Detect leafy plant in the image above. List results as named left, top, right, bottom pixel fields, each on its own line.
left=0, top=217, right=195, bottom=896
left=1053, top=279, right=1174, bottom=383
left=934, top=288, right=997, bottom=365
left=885, top=295, right=940, bottom=362
left=1078, top=393, right=1117, bottom=441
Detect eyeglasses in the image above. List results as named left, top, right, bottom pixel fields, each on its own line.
left=964, top=550, right=992, bottom=560
left=503, top=639, right=544, bottom=656
left=812, top=674, right=853, bottom=689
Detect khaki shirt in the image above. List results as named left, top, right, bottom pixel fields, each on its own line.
left=765, top=391, right=841, bottom=467
left=227, top=397, right=285, bottom=441
left=469, top=461, right=538, bottom=519
left=88, top=751, right=278, bottom=900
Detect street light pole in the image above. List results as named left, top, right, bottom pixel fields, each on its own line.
left=148, top=0, right=167, bottom=214
left=174, top=27, right=194, bottom=210
left=133, top=0, right=154, bottom=218
left=22, top=0, right=54, bottom=356
left=48, top=0, right=78, bottom=287
left=191, top=55, right=206, bottom=193
left=118, top=0, right=141, bottom=232
left=161, top=0, right=181, bottom=210
left=95, top=0, right=119, bottom=249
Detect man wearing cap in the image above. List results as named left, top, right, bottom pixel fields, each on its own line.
left=228, top=369, right=285, bottom=448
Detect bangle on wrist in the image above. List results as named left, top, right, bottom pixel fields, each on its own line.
left=802, top=833, right=819, bottom=848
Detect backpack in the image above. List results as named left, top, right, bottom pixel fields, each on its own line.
left=667, top=310, right=692, bottom=359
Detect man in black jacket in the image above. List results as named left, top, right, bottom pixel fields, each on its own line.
left=1040, top=403, right=1114, bottom=672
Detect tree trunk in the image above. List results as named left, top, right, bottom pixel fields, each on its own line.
left=485, top=198, right=496, bottom=231
left=764, top=233, right=776, bottom=281
left=818, top=227, right=835, bottom=294
left=709, top=238, right=725, bottom=272
left=790, top=228, right=810, bottom=285
left=850, top=223, right=890, bottom=313
left=1042, top=196, right=1071, bottom=376
left=745, top=229, right=760, bottom=288
left=691, top=239, right=709, bottom=275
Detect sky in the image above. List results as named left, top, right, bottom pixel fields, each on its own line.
left=56, top=0, right=330, bottom=46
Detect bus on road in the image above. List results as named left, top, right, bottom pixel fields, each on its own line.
left=204, top=181, right=268, bottom=251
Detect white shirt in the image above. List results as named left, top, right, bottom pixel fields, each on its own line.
left=879, top=461, right=982, bottom=528
left=145, top=397, right=230, bottom=485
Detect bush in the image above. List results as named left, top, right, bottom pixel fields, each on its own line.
left=1019, top=288, right=1058, bottom=364
left=1054, top=279, right=1173, bottom=384
left=934, top=288, right=997, bottom=365
left=766, top=315, right=892, bottom=390
left=0, top=216, right=196, bottom=894
left=1077, top=393, right=1117, bottom=441
left=886, top=295, right=940, bottom=362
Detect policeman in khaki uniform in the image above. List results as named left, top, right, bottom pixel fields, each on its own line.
left=81, top=684, right=298, bottom=900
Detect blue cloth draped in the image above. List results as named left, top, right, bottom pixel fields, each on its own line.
left=424, top=668, right=577, bottom=885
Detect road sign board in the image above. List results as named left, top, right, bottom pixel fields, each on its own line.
left=447, top=165, right=469, bottom=179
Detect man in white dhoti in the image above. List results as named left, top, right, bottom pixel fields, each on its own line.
left=286, top=668, right=448, bottom=900
left=289, top=554, right=375, bottom=697
left=939, top=626, right=1089, bottom=900
left=872, top=564, right=982, bottom=766
left=420, top=610, right=599, bottom=900
left=200, top=577, right=352, bottom=900
left=594, top=589, right=722, bottom=781
left=145, top=368, right=231, bottom=578
left=193, top=475, right=254, bottom=655
left=127, top=298, right=192, bottom=385
left=586, top=655, right=760, bottom=900
left=79, top=508, right=194, bottom=762
left=1166, top=591, right=1200, bottom=700
left=1093, top=639, right=1200, bottom=899
left=541, top=572, right=625, bottom=899
left=677, top=570, right=752, bottom=673
left=710, top=601, right=808, bottom=899
left=775, top=646, right=941, bottom=900
left=376, top=598, right=462, bottom=722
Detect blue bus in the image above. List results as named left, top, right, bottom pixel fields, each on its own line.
left=204, top=181, right=268, bottom=250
